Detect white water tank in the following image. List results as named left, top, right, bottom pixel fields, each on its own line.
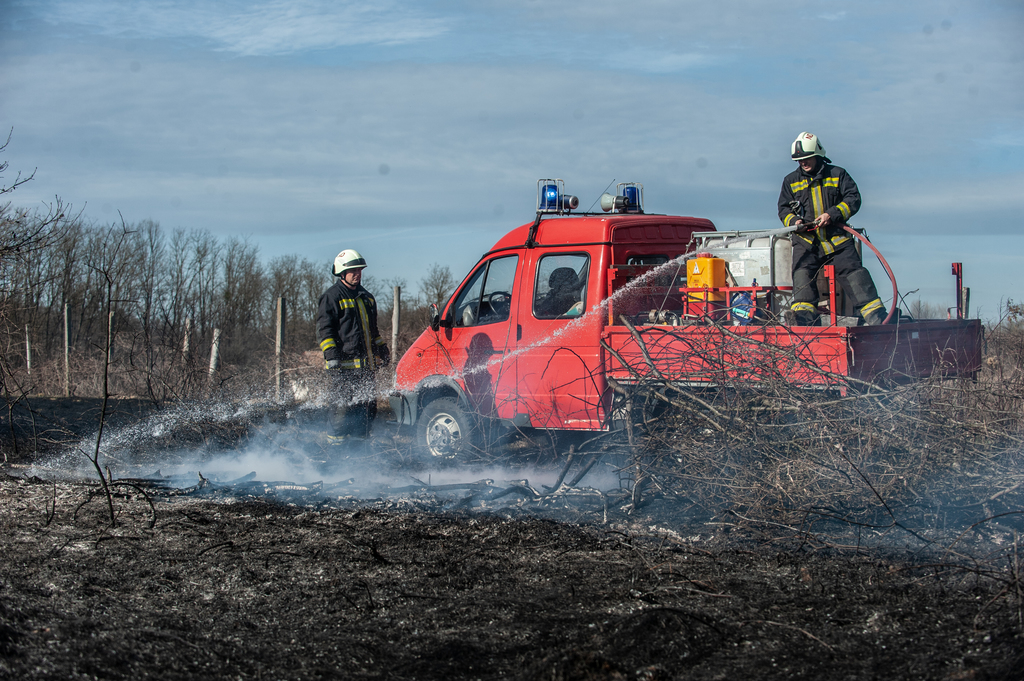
left=691, top=231, right=793, bottom=287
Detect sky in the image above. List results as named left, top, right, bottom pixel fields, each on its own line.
left=1, top=0, right=1022, bottom=319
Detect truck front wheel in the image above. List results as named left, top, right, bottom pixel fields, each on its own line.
left=416, top=397, right=475, bottom=457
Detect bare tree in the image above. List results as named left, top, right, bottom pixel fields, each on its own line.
left=0, top=131, right=76, bottom=455
left=267, top=254, right=331, bottom=352
left=419, top=263, right=455, bottom=308
left=909, top=298, right=945, bottom=320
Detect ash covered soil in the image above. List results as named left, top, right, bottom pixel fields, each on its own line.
left=1, top=402, right=1023, bottom=680
left=1, top=479, right=1022, bottom=680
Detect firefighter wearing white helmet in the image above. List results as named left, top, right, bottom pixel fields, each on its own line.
left=778, top=132, right=888, bottom=326
left=790, top=131, right=828, bottom=162
left=316, top=248, right=390, bottom=442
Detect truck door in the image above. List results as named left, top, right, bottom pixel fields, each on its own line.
left=514, top=251, right=606, bottom=430
left=441, top=254, right=520, bottom=420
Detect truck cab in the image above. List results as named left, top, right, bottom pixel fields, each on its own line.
left=391, top=181, right=715, bottom=455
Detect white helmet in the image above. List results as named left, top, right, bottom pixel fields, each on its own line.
left=332, top=249, right=367, bottom=276
left=791, top=132, right=830, bottom=162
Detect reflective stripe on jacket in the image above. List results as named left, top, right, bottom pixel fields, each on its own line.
left=316, top=280, right=382, bottom=370
left=778, top=163, right=862, bottom=255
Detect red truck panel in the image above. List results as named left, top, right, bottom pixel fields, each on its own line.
left=604, top=320, right=982, bottom=388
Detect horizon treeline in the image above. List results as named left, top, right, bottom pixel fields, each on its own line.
left=0, top=207, right=454, bottom=402
left=8, top=217, right=334, bottom=355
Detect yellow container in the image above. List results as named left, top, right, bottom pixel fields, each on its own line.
left=686, top=256, right=726, bottom=302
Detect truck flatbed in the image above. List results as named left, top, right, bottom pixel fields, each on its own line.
left=604, top=318, right=983, bottom=388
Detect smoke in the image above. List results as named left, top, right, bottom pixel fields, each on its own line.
left=29, top=390, right=620, bottom=506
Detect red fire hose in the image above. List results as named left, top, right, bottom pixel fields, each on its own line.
left=841, top=225, right=898, bottom=325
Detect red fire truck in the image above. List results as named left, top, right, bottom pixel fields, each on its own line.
left=390, top=181, right=982, bottom=456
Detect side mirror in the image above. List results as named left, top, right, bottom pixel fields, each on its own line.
left=430, top=303, right=441, bottom=332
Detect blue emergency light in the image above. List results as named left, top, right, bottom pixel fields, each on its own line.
left=599, top=182, right=644, bottom=214
left=536, top=179, right=579, bottom=214
left=541, top=183, right=559, bottom=211
left=622, top=184, right=642, bottom=212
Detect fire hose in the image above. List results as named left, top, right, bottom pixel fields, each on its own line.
left=776, top=222, right=899, bottom=325
left=841, top=225, right=898, bottom=325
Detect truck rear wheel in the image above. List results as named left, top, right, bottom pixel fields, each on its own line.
left=416, top=397, right=475, bottom=458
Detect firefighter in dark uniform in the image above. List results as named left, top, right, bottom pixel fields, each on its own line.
left=316, top=249, right=390, bottom=441
left=778, top=132, right=887, bottom=326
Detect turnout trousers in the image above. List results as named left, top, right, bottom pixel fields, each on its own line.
left=790, top=235, right=885, bottom=325
left=327, top=369, right=378, bottom=439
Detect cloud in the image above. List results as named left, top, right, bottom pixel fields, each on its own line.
left=871, top=172, right=1024, bottom=217
left=3, top=38, right=1020, bottom=231
left=3, top=0, right=1022, bottom=316
left=980, top=130, right=1024, bottom=148
left=28, top=0, right=449, bottom=55
left=609, top=47, right=715, bottom=74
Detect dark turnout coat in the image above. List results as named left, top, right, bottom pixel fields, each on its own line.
left=778, top=162, right=861, bottom=256
left=316, top=280, right=385, bottom=370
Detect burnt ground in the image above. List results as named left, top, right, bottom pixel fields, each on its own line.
left=1, top=476, right=1022, bottom=680
left=1, top=396, right=158, bottom=459
left=1, top=400, right=1023, bottom=679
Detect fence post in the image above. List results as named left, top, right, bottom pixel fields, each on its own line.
left=182, top=316, right=193, bottom=360
left=392, top=286, right=400, bottom=360
left=208, top=328, right=222, bottom=388
left=64, top=304, right=70, bottom=398
left=106, top=311, right=114, bottom=365
left=24, top=325, right=31, bottom=377
left=275, top=297, right=286, bottom=401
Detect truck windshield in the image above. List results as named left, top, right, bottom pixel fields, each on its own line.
left=450, top=255, right=518, bottom=327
